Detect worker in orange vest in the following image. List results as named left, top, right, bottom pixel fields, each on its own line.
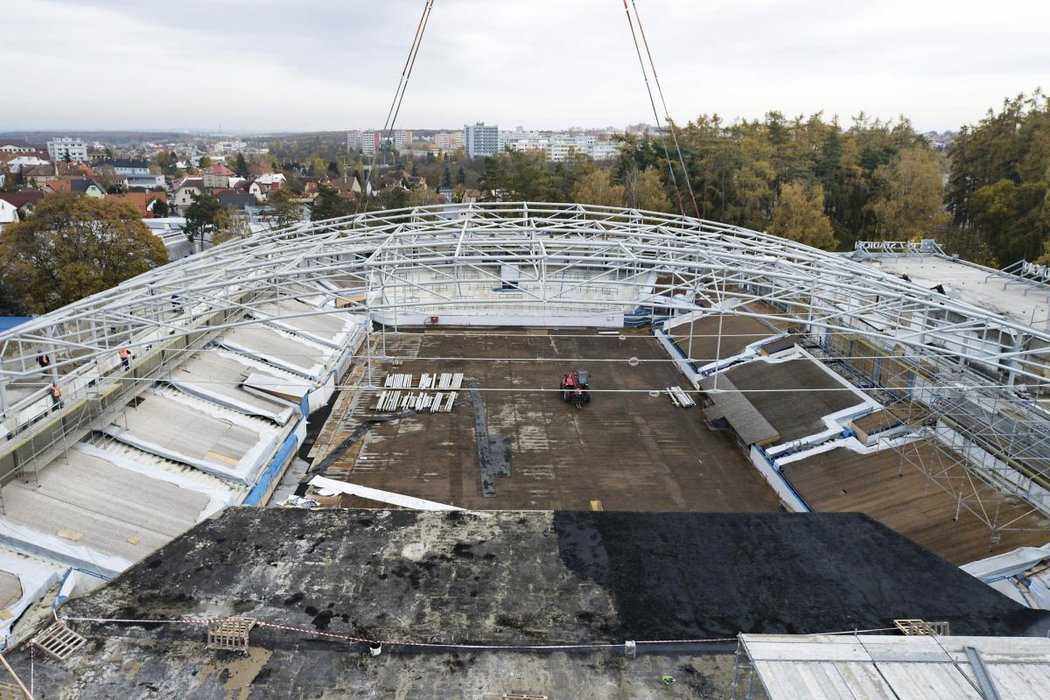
left=118, top=347, right=132, bottom=371
left=50, top=382, right=62, bottom=411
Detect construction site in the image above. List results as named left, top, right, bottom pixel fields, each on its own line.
left=0, top=204, right=1048, bottom=697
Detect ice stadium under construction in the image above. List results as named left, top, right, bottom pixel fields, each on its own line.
left=1, top=202, right=1050, bottom=697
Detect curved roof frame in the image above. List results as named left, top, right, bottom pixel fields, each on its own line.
left=1, top=202, right=1047, bottom=393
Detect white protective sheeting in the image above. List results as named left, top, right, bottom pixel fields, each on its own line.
left=253, top=299, right=360, bottom=347
left=242, top=371, right=311, bottom=404
left=0, top=547, right=63, bottom=644
left=308, top=476, right=463, bottom=511
left=963, top=543, right=1050, bottom=609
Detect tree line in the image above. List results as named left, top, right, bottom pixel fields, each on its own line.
left=477, top=92, right=1048, bottom=267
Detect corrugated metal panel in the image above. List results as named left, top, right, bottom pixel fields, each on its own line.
left=986, top=663, right=1050, bottom=698
left=876, top=662, right=982, bottom=700
left=742, top=635, right=1050, bottom=700
left=832, top=661, right=897, bottom=699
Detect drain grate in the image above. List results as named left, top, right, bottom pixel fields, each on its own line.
left=31, top=621, right=87, bottom=661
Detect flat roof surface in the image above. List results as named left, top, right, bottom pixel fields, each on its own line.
left=61, top=509, right=1050, bottom=639
left=782, top=441, right=1050, bottom=565
left=721, top=358, right=866, bottom=443
left=314, top=330, right=780, bottom=511
left=668, top=314, right=778, bottom=364
left=861, top=255, right=1050, bottom=332
left=14, top=509, right=1048, bottom=698
left=741, top=633, right=1050, bottom=700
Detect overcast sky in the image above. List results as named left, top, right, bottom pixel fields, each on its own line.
left=3, top=0, right=1047, bottom=134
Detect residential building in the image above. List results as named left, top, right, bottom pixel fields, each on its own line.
left=591, top=141, right=622, bottom=161
left=347, top=130, right=381, bottom=156
left=465, top=122, right=499, bottom=158
left=0, top=139, right=34, bottom=154
left=108, top=192, right=168, bottom=218
left=544, top=134, right=596, bottom=163
left=0, top=191, right=44, bottom=220
left=382, top=129, right=412, bottom=151
left=46, top=137, right=88, bottom=163
left=22, top=163, right=60, bottom=186
left=211, top=141, right=248, bottom=155
left=5, top=156, right=49, bottom=173
left=69, top=178, right=106, bottom=198
left=434, top=131, right=464, bottom=151
left=0, top=199, right=18, bottom=231
left=248, top=173, right=286, bottom=202
left=203, top=164, right=236, bottom=190
left=96, top=159, right=163, bottom=189
left=104, top=159, right=164, bottom=189
left=172, top=178, right=204, bottom=213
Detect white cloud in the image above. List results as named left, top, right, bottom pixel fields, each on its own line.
left=1, top=0, right=1047, bottom=132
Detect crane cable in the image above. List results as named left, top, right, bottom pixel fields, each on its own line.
left=620, top=0, right=701, bottom=220
left=629, top=0, right=702, bottom=220
left=359, top=0, right=435, bottom=214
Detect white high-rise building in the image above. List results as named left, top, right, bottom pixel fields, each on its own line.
left=464, top=123, right=499, bottom=158
left=347, top=130, right=381, bottom=156
left=47, top=137, right=88, bottom=163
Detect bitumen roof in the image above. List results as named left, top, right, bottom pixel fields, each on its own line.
left=11, top=508, right=1047, bottom=697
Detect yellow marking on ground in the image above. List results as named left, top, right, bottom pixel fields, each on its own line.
left=590, top=500, right=603, bottom=511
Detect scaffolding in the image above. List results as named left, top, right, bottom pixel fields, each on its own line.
left=0, top=204, right=1046, bottom=539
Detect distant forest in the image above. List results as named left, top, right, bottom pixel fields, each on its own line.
left=475, top=90, right=1049, bottom=267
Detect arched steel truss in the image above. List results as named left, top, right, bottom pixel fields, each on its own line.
left=3, top=201, right=1049, bottom=384
left=2, top=202, right=1050, bottom=528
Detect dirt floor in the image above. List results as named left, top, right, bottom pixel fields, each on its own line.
left=314, top=330, right=781, bottom=512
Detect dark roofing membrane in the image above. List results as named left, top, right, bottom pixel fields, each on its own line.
left=11, top=508, right=1047, bottom=697
left=62, top=508, right=1049, bottom=641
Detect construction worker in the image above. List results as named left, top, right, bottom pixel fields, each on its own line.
left=50, top=382, right=62, bottom=411
left=660, top=675, right=675, bottom=686
left=36, top=351, right=51, bottom=370
left=118, top=347, right=132, bottom=371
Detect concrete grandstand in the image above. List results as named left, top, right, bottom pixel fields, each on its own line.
left=1, top=202, right=1049, bottom=695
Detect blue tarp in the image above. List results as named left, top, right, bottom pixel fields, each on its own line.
left=0, top=317, right=31, bottom=332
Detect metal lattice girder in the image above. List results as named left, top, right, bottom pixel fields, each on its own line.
left=4, top=202, right=1050, bottom=411
left=3, top=203, right=1049, bottom=378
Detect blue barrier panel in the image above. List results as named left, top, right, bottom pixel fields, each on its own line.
left=243, top=429, right=300, bottom=506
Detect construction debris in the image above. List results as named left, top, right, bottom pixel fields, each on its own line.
left=374, top=372, right=462, bottom=413
left=666, top=386, right=696, bottom=408
left=206, top=617, right=257, bottom=653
